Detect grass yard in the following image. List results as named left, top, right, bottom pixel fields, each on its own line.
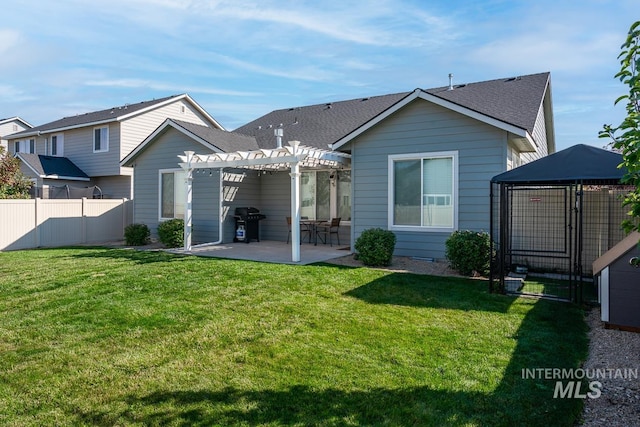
left=0, top=248, right=589, bottom=426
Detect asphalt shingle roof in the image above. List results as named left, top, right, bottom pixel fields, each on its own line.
left=234, top=72, right=550, bottom=150
left=169, top=119, right=259, bottom=153
left=18, top=153, right=90, bottom=179
left=9, top=95, right=182, bottom=138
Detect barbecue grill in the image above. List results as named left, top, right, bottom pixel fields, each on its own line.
left=233, top=207, right=266, bottom=243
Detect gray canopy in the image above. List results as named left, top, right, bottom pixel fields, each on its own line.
left=491, top=144, right=627, bottom=185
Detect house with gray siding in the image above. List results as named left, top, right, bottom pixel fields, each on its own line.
left=123, top=72, right=554, bottom=261
left=6, top=94, right=222, bottom=198
left=1, top=117, right=32, bottom=151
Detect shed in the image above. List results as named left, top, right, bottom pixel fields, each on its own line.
left=593, top=232, right=640, bottom=331
left=490, top=144, right=631, bottom=302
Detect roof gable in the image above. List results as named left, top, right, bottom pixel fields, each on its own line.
left=0, top=116, right=33, bottom=129
left=121, top=119, right=258, bottom=166
left=8, top=94, right=224, bottom=138
left=235, top=72, right=552, bottom=152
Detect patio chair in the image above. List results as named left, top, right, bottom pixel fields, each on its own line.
left=286, top=216, right=311, bottom=244
left=315, top=217, right=341, bottom=246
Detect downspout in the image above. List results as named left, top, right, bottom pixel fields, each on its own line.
left=183, top=151, right=194, bottom=252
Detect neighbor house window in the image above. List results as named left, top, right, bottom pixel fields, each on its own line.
left=15, top=139, right=35, bottom=153
left=93, top=126, right=109, bottom=152
left=159, top=169, right=186, bottom=220
left=388, top=151, right=457, bottom=231
left=300, top=170, right=351, bottom=221
left=50, top=134, right=64, bottom=156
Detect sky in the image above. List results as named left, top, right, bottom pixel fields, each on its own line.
left=0, top=0, right=637, bottom=151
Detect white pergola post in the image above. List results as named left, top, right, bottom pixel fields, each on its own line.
left=183, top=150, right=194, bottom=252
left=289, top=141, right=301, bottom=262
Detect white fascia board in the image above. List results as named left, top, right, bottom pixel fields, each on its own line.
left=331, top=89, right=531, bottom=150
left=43, top=175, right=91, bottom=181
left=120, top=119, right=223, bottom=166
left=0, top=116, right=33, bottom=128
left=15, top=153, right=42, bottom=176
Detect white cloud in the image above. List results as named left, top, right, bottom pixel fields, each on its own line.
left=84, top=78, right=262, bottom=97
left=0, top=29, right=21, bottom=55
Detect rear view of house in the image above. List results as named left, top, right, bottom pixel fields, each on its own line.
left=123, top=72, right=554, bottom=262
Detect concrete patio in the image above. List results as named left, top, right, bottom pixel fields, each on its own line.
left=171, top=240, right=352, bottom=265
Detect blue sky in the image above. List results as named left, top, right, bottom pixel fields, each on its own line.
left=1, top=0, right=636, bottom=151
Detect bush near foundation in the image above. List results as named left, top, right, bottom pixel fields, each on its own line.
left=158, top=219, right=184, bottom=248
left=445, top=230, right=491, bottom=276
left=354, top=228, right=396, bottom=266
left=124, top=223, right=151, bottom=246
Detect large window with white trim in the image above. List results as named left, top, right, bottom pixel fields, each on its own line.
left=301, top=170, right=351, bottom=221
left=159, top=169, right=186, bottom=220
left=389, top=151, right=457, bottom=230
left=93, top=126, right=109, bottom=152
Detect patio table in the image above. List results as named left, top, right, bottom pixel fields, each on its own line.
left=300, top=219, right=328, bottom=245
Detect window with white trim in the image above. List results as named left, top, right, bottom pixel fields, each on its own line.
left=389, top=151, right=457, bottom=231
left=93, top=126, right=109, bottom=152
left=50, top=134, right=64, bottom=156
left=14, top=139, right=35, bottom=153
left=159, top=169, right=186, bottom=220
left=300, top=170, right=351, bottom=221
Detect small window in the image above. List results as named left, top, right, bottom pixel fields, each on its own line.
left=50, top=134, right=64, bottom=156
left=93, top=126, right=109, bottom=152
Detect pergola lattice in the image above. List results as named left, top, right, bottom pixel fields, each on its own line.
left=178, top=140, right=351, bottom=262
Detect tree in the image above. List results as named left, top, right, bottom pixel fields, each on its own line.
left=0, top=146, right=32, bottom=199
left=600, top=21, right=640, bottom=236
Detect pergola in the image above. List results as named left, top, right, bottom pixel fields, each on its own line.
left=177, top=140, right=351, bottom=262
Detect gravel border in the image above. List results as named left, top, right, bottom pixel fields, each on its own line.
left=579, top=308, right=640, bottom=426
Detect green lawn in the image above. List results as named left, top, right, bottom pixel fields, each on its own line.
left=0, top=248, right=589, bottom=426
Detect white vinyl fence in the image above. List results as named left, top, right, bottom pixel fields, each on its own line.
left=0, top=198, right=133, bottom=251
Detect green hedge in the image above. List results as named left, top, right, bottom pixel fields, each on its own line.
left=124, top=223, right=151, bottom=246
left=157, top=219, right=184, bottom=248
left=354, top=228, right=396, bottom=266
left=445, top=230, right=491, bottom=276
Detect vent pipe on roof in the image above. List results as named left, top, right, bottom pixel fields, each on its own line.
left=275, top=128, right=283, bottom=148
left=448, top=73, right=454, bottom=90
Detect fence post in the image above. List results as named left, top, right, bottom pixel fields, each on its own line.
left=34, top=198, right=40, bottom=248
left=82, top=198, right=87, bottom=244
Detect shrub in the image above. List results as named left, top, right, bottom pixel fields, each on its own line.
left=445, top=230, right=491, bottom=276
left=354, top=228, right=396, bottom=266
left=124, top=223, right=150, bottom=246
left=157, top=219, right=184, bottom=248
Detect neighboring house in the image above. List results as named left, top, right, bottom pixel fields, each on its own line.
left=6, top=94, right=223, bottom=198
left=123, top=72, right=554, bottom=261
left=0, top=117, right=32, bottom=151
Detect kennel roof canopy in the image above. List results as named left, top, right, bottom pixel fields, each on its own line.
left=491, top=144, right=627, bottom=185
